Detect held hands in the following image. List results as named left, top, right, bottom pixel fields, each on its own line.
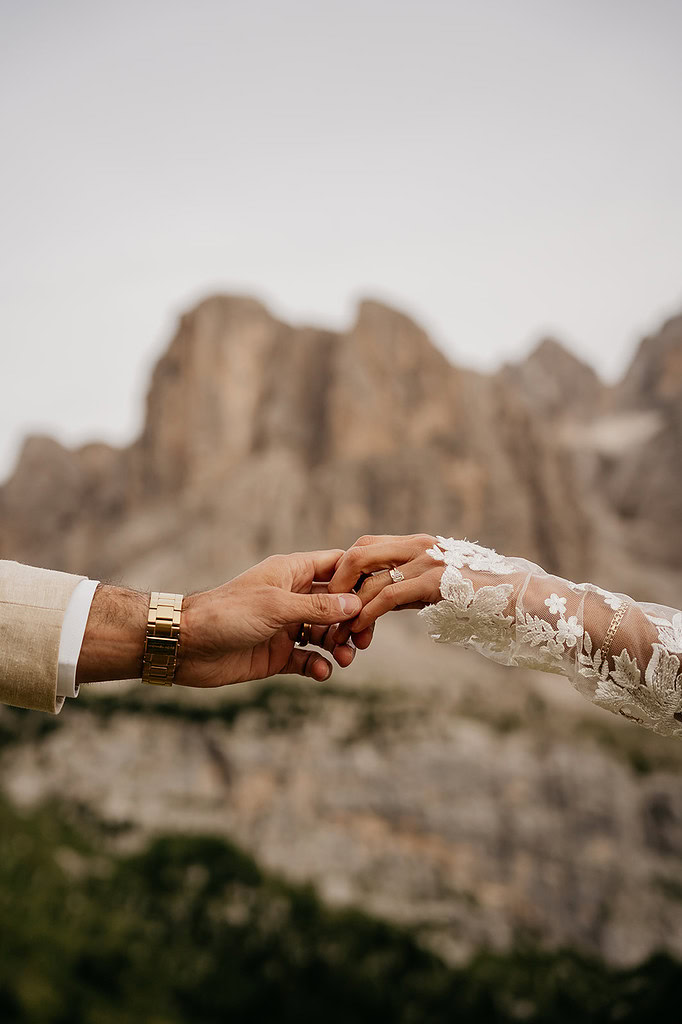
left=177, top=535, right=444, bottom=686
left=77, top=538, right=442, bottom=691
left=329, top=534, right=445, bottom=647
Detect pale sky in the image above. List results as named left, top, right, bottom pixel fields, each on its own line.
left=1, top=0, right=681, bottom=480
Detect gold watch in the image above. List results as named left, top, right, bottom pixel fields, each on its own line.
left=141, top=591, right=183, bottom=686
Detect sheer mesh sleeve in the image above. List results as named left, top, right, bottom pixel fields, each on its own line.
left=420, top=537, right=682, bottom=738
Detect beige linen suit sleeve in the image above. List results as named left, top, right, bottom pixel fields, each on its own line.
left=0, top=560, right=86, bottom=713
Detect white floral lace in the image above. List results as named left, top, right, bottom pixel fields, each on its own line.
left=420, top=536, right=682, bottom=738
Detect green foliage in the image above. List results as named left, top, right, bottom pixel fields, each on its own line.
left=0, top=795, right=680, bottom=1023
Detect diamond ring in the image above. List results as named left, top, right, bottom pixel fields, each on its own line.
left=389, top=568, right=405, bottom=584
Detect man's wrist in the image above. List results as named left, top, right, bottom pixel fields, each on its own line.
left=172, top=591, right=201, bottom=685
left=75, top=584, right=149, bottom=684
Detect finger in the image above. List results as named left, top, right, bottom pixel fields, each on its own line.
left=351, top=574, right=440, bottom=632
left=282, top=648, right=333, bottom=682
left=332, top=642, right=356, bottom=668
left=330, top=555, right=432, bottom=646
left=310, top=623, right=334, bottom=649
left=278, top=589, right=362, bottom=626
left=333, top=620, right=374, bottom=648
left=356, top=569, right=399, bottom=604
left=354, top=553, right=436, bottom=606
left=310, top=623, right=356, bottom=666
left=330, top=565, right=413, bottom=644
left=329, top=536, right=435, bottom=594
left=288, top=549, right=347, bottom=589
left=285, top=623, right=354, bottom=661
left=348, top=625, right=374, bottom=650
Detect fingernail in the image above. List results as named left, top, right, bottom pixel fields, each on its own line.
left=338, top=594, right=361, bottom=616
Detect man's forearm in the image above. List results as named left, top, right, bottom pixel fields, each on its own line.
left=71, top=550, right=362, bottom=693
left=75, top=584, right=149, bottom=684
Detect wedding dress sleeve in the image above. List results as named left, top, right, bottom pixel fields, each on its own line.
left=420, top=538, right=682, bottom=738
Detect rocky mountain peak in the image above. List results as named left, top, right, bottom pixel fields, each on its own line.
left=498, top=336, right=604, bottom=420
left=0, top=293, right=594, bottom=583
left=613, top=313, right=682, bottom=410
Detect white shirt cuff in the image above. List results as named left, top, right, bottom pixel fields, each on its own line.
left=57, top=578, right=100, bottom=698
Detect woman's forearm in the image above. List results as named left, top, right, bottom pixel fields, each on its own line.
left=422, top=538, right=682, bottom=737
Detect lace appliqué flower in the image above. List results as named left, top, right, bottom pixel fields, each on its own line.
left=648, top=612, right=682, bottom=654
left=556, top=615, right=583, bottom=648
left=420, top=562, right=515, bottom=654
left=545, top=593, right=567, bottom=616
left=589, top=639, right=682, bottom=737
left=514, top=611, right=581, bottom=670
left=427, top=536, right=517, bottom=575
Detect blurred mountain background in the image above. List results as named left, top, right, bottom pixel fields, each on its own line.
left=4, top=0, right=682, bottom=1015
left=1, top=297, right=681, bottom=1018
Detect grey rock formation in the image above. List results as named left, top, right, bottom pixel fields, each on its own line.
left=3, top=672, right=682, bottom=968
left=499, top=316, right=682, bottom=578
left=603, top=315, right=682, bottom=568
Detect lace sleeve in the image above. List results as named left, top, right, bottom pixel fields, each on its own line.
left=420, top=537, right=682, bottom=738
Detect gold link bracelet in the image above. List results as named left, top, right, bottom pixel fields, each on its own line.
left=600, top=601, right=629, bottom=664
left=141, top=591, right=183, bottom=686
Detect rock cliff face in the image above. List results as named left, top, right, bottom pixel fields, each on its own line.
left=2, top=294, right=682, bottom=969
left=496, top=320, right=682, bottom=579
left=602, top=315, right=682, bottom=569
left=5, top=678, right=682, bottom=969
left=499, top=337, right=604, bottom=422
left=0, top=295, right=593, bottom=589
left=615, top=314, right=682, bottom=410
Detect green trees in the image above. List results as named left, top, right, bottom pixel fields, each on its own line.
left=0, top=795, right=679, bottom=1023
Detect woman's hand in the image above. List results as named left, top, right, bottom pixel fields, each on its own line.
left=329, top=534, right=445, bottom=646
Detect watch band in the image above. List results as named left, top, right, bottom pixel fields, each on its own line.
left=141, top=591, right=183, bottom=686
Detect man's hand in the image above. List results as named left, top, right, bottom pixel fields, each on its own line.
left=77, top=550, right=362, bottom=688
left=178, top=550, right=361, bottom=685
left=329, top=534, right=444, bottom=646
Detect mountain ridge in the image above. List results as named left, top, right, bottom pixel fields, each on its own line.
left=0, top=294, right=599, bottom=586
left=2, top=293, right=682, bottom=969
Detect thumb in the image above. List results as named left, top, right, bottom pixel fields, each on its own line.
left=278, top=590, right=362, bottom=626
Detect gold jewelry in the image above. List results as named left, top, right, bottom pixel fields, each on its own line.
left=296, top=622, right=313, bottom=647
left=142, top=591, right=183, bottom=686
left=600, top=601, right=629, bottom=663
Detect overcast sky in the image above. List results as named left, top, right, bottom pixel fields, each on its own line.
left=1, top=0, right=681, bottom=480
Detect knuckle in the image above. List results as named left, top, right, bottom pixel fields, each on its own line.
left=346, top=548, right=364, bottom=568
left=313, top=593, right=334, bottom=617
left=355, top=535, right=375, bottom=547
